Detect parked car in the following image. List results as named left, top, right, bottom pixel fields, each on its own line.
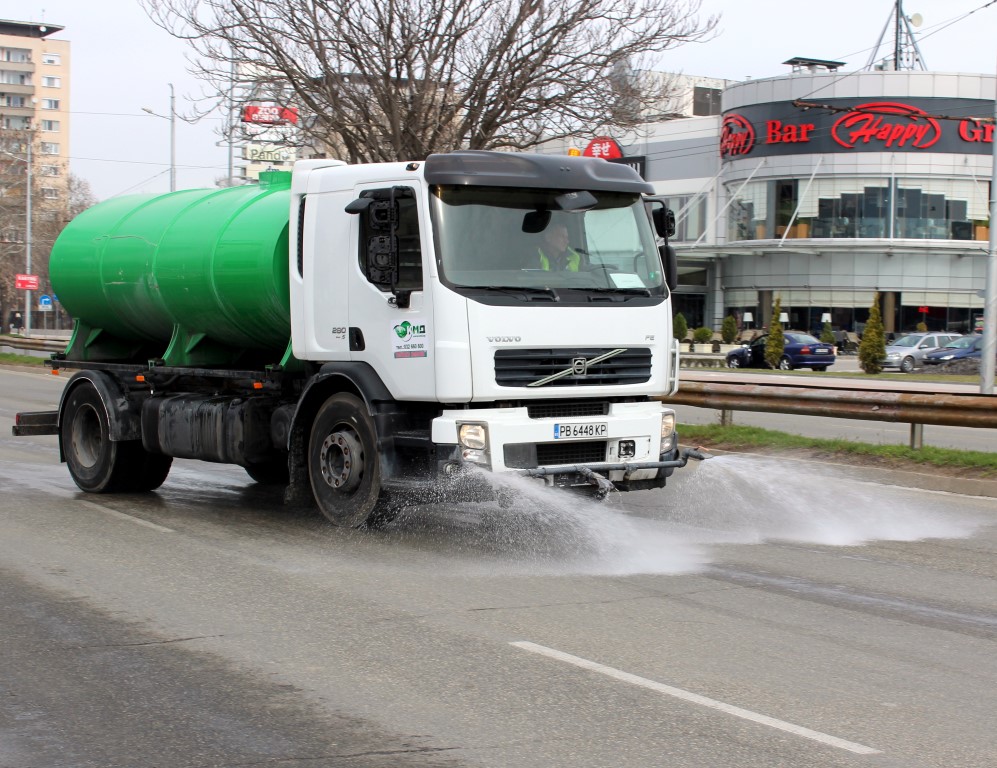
left=725, top=332, right=836, bottom=371
left=882, top=332, right=962, bottom=372
left=922, top=334, right=987, bottom=365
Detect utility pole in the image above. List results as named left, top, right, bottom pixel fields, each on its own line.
left=981, top=60, right=997, bottom=395
left=142, top=83, right=177, bottom=192
left=24, top=133, right=32, bottom=338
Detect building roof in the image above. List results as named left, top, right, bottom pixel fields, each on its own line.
left=0, top=19, right=64, bottom=38
left=783, top=57, right=846, bottom=72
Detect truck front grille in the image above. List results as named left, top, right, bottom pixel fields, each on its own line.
left=495, top=348, right=651, bottom=388
left=504, top=441, right=608, bottom=469
left=527, top=401, right=609, bottom=419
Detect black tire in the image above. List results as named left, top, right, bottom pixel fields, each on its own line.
left=125, top=450, right=173, bottom=492
left=245, top=460, right=290, bottom=486
left=726, top=356, right=742, bottom=369
left=778, top=356, right=793, bottom=371
left=900, top=356, right=915, bottom=373
left=61, top=381, right=133, bottom=493
left=308, top=393, right=397, bottom=528
left=811, top=366, right=828, bottom=372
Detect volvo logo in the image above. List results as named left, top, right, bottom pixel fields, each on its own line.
left=528, top=348, right=627, bottom=387
left=487, top=336, right=521, bottom=343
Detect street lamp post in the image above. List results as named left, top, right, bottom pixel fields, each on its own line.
left=142, top=83, right=176, bottom=192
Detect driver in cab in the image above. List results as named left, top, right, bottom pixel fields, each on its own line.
left=538, top=223, right=585, bottom=271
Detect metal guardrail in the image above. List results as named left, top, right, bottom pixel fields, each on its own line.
left=665, top=379, right=997, bottom=448
left=0, top=335, right=66, bottom=354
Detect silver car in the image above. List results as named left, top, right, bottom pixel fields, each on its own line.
left=882, top=333, right=962, bottom=372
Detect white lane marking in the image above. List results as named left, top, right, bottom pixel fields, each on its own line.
left=510, top=641, right=881, bottom=756
left=80, top=501, right=175, bottom=533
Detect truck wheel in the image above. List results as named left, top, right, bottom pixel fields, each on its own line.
left=61, top=381, right=131, bottom=492
left=308, top=393, right=395, bottom=528
left=245, top=460, right=290, bottom=486
left=125, top=449, right=173, bottom=492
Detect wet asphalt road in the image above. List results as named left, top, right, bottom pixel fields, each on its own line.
left=2, top=367, right=997, bottom=768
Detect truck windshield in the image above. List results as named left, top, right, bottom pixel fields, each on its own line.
left=430, top=185, right=665, bottom=296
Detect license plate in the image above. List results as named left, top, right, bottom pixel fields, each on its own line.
left=814, top=348, right=832, bottom=355
left=554, top=422, right=608, bottom=439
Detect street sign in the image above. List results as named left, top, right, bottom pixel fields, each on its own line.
left=15, top=274, right=39, bottom=290
left=38, top=295, right=53, bottom=312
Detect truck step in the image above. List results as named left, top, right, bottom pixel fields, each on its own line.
left=13, top=410, right=59, bottom=437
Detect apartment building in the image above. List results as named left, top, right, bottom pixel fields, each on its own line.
left=0, top=19, right=70, bottom=201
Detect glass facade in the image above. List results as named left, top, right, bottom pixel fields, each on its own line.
left=727, top=177, right=991, bottom=243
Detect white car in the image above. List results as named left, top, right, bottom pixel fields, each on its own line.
left=882, top=333, right=962, bottom=373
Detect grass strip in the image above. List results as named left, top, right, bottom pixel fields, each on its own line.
left=679, top=423, right=997, bottom=477
left=0, top=352, right=47, bottom=366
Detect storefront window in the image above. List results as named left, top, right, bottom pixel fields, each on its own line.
left=726, top=177, right=989, bottom=242
left=658, top=194, right=707, bottom=242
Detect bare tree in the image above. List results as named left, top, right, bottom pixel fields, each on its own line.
left=0, top=131, right=88, bottom=330
left=143, top=0, right=717, bottom=163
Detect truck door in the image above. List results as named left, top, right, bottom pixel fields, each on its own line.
left=348, top=184, right=436, bottom=400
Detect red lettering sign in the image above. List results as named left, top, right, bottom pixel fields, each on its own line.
left=582, top=137, right=623, bottom=159
left=720, top=114, right=755, bottom=157
left=832, top=102, right=940, bottom=150
left=958, top=118, right=995, bottom=144
left=15, top=274, right=39, bottom=290
left=242, top=105, right=299, bottom=125
left=766, top=120, right=815, bottom=144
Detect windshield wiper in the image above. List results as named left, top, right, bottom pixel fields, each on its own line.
left=582, top=286, right=653, bottom=300
left=470, top=285, right=560, bottom=301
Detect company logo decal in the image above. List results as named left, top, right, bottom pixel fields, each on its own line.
left=720, top=114, right=755, bottom=157
left=832, top=102, right=941, bottom=149
left=392, top=321, right=428, bottom=358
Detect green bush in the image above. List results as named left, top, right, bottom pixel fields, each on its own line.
left=764, top=297, right=786, bottom=368
left=859, top=293, right=887, bottom=374
left=820, top=322, right=835, bottom=344
left=673, top=312, right=688, bottom=341
left=693, top=326, right=714, bottom=344
left=721, top=315, right=738, bottom=344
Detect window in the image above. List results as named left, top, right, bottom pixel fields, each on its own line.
left=41, top=120, right=60, bottom=132
left=42, top=53, right=61, bottom=65
left=41, top=165, right=60, bottom=176
left=42, top=98, right=60, bottom=110
left=692, top=86, right=722, bottom=117
left=41, top=187, right=60, bottom=199
left=357, top=187, right=423, bottom=292
left=40, top=142, right=60, bottom=154
left=42, top=76, right=61, bottom=88
left=3, top=95, right=26, bottom=108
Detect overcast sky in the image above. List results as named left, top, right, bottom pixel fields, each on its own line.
left=14, top=0, right=997, bottom=201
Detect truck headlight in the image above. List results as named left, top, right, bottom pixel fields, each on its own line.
left=660, top=412, right=675, bottom=451
left=458, top=423, right=487, bottom=450
left=458, top=423, right=490, bottom=466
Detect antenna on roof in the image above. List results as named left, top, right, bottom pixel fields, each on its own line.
left=865, top=0, right=928, bottom=71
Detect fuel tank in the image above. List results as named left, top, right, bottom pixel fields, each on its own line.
left=50, top=170, right=292, bottom=366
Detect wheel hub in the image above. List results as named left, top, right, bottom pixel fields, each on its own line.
left=319, top=430, right=364, bottom=492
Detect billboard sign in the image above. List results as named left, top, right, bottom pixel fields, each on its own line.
left=15, top=274, right=39, bottom=290
left=241, top=105, right=299, bottom=125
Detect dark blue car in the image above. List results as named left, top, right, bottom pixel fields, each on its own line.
left=725, top=332, right=836, bottom=371
left=922, top=334, right=986, bottom=365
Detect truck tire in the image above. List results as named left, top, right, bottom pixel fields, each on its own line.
left=245, top=460, right=290, bottom=485
left=126, top=451, right=173, bottom=492
left=61, top=380, right=134, bottom=493
left=308, top=393, right=396, bottom=528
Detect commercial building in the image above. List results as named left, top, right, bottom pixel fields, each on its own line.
left=557, top=64, right=994, bottom=337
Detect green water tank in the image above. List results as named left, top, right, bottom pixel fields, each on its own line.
left=50, top=171, right=292, bottom=366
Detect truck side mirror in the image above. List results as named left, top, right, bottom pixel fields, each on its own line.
left=652, top=206, right=676, bottom=238
left=660, top=244, right=678, bottom=293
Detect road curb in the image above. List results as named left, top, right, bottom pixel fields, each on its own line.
left=691, top=447, right=997, bottom=500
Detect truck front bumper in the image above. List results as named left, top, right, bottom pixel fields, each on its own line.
left=431, top=401, right=704, bottom=495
